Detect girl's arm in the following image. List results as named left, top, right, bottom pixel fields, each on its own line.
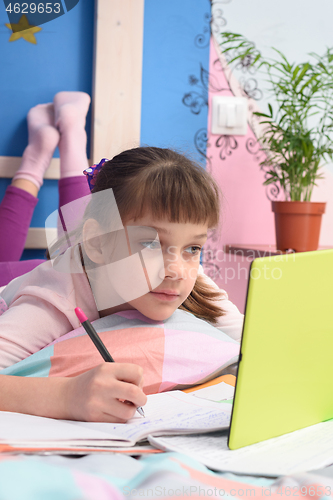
left=0, top=296, right=74, bottom=369
left=0, top=363, right=147, bottom=422
left=0, top=248, right=95, bottom=370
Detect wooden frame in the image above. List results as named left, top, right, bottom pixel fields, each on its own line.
left=0, top=0, right=145, bottom=249
left=91, top=0, right=144, bottom=162
left=0, top=157, right=60, bottom=180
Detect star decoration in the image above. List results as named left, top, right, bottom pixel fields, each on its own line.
left=5, top=14, right=42, bottom=44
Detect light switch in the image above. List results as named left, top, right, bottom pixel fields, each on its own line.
left=226, top=103, right=236, bottom=128
left=211, top=96, right=248, bottom=135
left=218, top=103, right=226, bottom=127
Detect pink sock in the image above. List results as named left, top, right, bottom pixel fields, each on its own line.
left=53, top=91, right=91, bottom=179
left=13, top=104, right=59, bottom=189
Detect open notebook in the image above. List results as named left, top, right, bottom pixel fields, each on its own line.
left=0, top=391, right=231, bottom=450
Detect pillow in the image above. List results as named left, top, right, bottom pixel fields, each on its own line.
left=0, top=309, right=239, bottom=394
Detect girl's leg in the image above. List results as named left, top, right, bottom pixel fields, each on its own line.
left=52, top=92, right=91, bottom=239
left=53, top=91, right=91, bottom=186
left=0, top=104, right=59, bottom=262
left=0, top=186, right=38, bottom=262
left=12, top=104, right=59, bottom=190
left=58, top=176, right=90, bottom=208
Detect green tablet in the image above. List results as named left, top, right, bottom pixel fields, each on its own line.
left=228, top=249, right=333, bottom=450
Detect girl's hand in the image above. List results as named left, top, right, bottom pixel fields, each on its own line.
left=63, top=363, right=147, bottom=422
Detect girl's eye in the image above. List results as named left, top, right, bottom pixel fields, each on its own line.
left=184, top=246, right=201, bottom=256
left=140, top=240, right=161, bottom=250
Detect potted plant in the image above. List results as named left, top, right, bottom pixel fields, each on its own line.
left=220, top=33, right=333, bottom=252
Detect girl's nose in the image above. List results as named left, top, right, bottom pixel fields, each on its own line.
left=163, top=251, right=185, bottom=280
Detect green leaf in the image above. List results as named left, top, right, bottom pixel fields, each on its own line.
left=294, top=63, right=311, bottom=85
left=292, top=66, right=300, bottom=80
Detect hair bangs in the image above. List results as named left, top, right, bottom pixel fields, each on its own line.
left=119, top=164, right=220, bottom=228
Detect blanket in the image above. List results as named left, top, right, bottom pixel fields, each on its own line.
left=0, top=452, right=332, bottom=500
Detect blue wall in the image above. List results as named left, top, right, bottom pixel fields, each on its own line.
left=141, top=0, right=210, bottom=165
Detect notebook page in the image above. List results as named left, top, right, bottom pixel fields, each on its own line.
left=149, top=418, right=333, bottom=476
left=0, top=411, right=127, bottom=443
left=71, top=391, right=232, bottom=443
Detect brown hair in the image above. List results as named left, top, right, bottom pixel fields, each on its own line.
left=88, top=146, right=225, bottom=324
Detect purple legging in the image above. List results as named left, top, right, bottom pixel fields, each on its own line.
left=0, top=176, right=90, bottom=286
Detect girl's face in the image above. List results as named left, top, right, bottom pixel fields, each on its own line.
left=99, top=214, right=209, bottom=321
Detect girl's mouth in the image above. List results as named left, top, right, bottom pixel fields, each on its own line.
left=149, top=291, right=180, bottom=301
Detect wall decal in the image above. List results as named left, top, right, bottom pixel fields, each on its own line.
left=215, top=134, right=238, bottom=161
left=195, top=11, right=211, bottom=48
left=182, top=66, right=208, bottom=115
left=5, top=14, right=42, bottom=44
left=210, top=0, right=229, bottom=39
left=194, top=128, right=210, bottom=167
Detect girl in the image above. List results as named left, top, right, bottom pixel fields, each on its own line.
left=0, top=101, right=243, bottom=424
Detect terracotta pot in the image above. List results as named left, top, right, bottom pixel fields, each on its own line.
left=271, top=201, right=326, bottom=252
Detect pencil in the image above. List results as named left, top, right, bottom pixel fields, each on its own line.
left=74, top=307, right=145, bottom=417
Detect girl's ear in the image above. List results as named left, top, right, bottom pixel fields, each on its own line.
left=82, top=218, right=105, bottom=265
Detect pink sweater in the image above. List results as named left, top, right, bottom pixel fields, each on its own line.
left=0, top=249, right=243, bottom=370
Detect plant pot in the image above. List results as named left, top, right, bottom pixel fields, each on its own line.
left=271, top=201, right=326, bottom=252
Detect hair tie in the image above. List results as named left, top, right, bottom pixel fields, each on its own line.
left=83, top=158, right=109, bottom=191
